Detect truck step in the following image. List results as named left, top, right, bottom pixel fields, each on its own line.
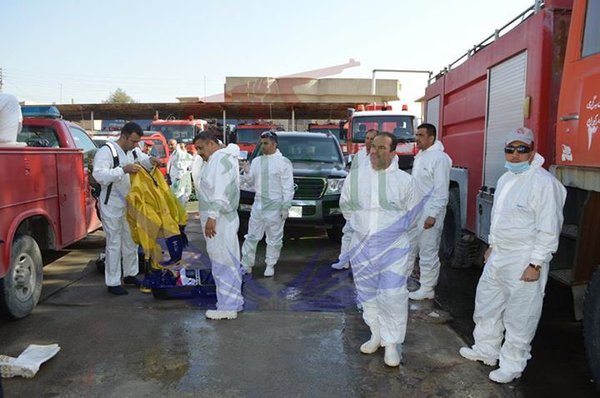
left=561, top=224, right=578, bottom=240
left=550, top=268, right=573, bottom=285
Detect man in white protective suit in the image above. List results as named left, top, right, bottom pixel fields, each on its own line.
left=408, top=123, right=452, bottom=300
left=93, top=122, right=159, bottom=295
left=459, top=127, right=566, bottom=383
left=331, top=128, right=378, bottom=270
left=340, top=132, right=422, bottom=367
left=240, top=131, right=294, bottom=277
left=193, top=132, right=243, bottom=320
left=167, top=141, right=194, bottom=205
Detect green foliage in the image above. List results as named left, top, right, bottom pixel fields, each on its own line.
left=103, top=88, right=136, bottom=104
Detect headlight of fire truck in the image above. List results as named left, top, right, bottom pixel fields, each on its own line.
left=325, top=178, right=345, bottom=195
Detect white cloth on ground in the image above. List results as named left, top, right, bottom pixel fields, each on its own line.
left=0, top=344, right=60, bottom=378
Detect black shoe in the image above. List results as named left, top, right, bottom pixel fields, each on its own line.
left=123, top=276, right=141, bottom=287
left=108, top=286, right=128, bottom=295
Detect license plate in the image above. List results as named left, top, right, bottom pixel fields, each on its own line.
left=289, top=206, right=303, bottom=218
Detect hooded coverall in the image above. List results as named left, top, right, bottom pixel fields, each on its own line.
left=93, top=144, right=152, bottom=287
left=340, top=160, right=422, bottom=346
left=409, top=140, right=452, bottom=291
left=471, top=153, right=566, bottom=374
left=198, top=144, right=243, bottom=311
left=167, top=146, right=193, bottom=205
left=241, top=149, right=294, bottom=269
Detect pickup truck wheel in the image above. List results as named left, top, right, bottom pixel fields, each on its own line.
left=440, top=187, right=475, bottom=268
left=326, top=226, right=343, bottom=243
left=584, top=266, right=600, bottom=391
left=0, top=235, right=43, bottom=320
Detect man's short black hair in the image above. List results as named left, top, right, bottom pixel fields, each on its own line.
left=417, top=123, right=437, bottom=141
left=376, top=131, right=397, bottom=152
left=193, top=131, right=219, bottom=145
left=121, top=122, right=143, bottom=137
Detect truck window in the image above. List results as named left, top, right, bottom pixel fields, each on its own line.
left=582, top=0, right=600, bottom=57
left=69, top=126, right=98, bottom=168
left=18, top=126, right=60, bottom=147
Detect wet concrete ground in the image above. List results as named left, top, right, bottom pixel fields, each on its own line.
left=0, top=212, right=596, bottom=396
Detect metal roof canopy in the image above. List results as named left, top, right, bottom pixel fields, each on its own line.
left=56, top=101, right=356, bottom=121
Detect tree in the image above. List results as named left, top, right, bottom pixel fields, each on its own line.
left=103, top=88, right=136, bottom=103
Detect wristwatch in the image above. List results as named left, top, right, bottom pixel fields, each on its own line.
left=528, top=264, right=542, bottom=272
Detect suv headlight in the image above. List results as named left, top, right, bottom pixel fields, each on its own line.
left=325, top=178, right=345, bottom=195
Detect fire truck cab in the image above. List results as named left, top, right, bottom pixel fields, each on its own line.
left=346, top=104, right=418, bottom=170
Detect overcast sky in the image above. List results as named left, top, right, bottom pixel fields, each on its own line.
left=1, top=0, right=534, bottom=108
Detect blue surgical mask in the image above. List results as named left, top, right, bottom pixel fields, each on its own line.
left=504, top=160, right=530, bottom=174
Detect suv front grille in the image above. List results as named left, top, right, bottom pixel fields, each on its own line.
left=294, top=177, right=326, bottom=200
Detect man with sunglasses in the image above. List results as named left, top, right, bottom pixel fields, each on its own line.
left=459, top=127, right=566, bottom=383
left=240, top=131, right=294, bottom=277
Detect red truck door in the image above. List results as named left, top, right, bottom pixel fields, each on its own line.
left=56, top=151, right=87, bottom=246
left=556, top=0, right=600, bottom=167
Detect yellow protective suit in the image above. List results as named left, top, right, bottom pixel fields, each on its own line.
left=126, top=167, right=187, bottom=266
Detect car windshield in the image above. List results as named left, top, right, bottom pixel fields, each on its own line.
left=253, top=135, right=343, bottom=163
left=236, top=128, right=266, bottom=144
left=150, top=124, right=194, bottom=143
left=309, top=127, right=346, bottom=143
left=352, top=115, right=415, bottom=142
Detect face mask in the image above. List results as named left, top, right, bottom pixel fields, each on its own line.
left=504, top=160, right=530, bottom=174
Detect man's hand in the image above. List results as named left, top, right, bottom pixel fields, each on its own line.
left=123, top=164, right=141, bottom=174
left=204, top=218, right=217, bottom=239
left=280, top=209, right=289, bottom=220
left=150, top=157, right=161, bottom=166
left=423, top=216, right=436, bottom=229
left=520, top=265, right=541, bottom=282
left=483, top=246, right=492, bottom=263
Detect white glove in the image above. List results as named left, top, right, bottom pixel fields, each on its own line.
left=280, top=209, right=289, bottom=219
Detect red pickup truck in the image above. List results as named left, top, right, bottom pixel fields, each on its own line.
left=0, top=105, right=101, bottom=319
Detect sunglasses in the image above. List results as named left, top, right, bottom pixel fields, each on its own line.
left=261, top=131, right=276, bottom=138
left=504, top=145, right=532, bottom=154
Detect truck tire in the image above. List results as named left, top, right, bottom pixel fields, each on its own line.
left=440, top=187, right=475, bottom=268
left=584, top=266, right=600, bottom=391
left=0, top=235, right=43, bottom=320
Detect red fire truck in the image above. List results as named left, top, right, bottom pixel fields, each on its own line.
left=308, top=122, right=347, bottom=153
left=232, top=122, right=282, bottom=154
left=0, top=106, right=102, bottom=319
left=423, top=0, right=600, bottom=385
left=345, top=103, right=418, bottom=169
left=150, top=115, right=208, bottom=154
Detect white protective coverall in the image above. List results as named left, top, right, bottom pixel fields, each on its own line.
left=167, top=146, right=194, bottom=205
left=190, top=153, right=204, bottom=189
left=471, top=153, right=566, bottom=374
left=92, top=143, right=153, bottom=287
left=240, top=149, right=294, bottom=269
left=0, top=94, right=23, bottom=145
left=198, top=144, right=243, bottom=312
left=340, top=160, right=423, bottom=346
left=409, top=140, right=452, bottom=291
left=333, top=147, right=369, bottom=268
